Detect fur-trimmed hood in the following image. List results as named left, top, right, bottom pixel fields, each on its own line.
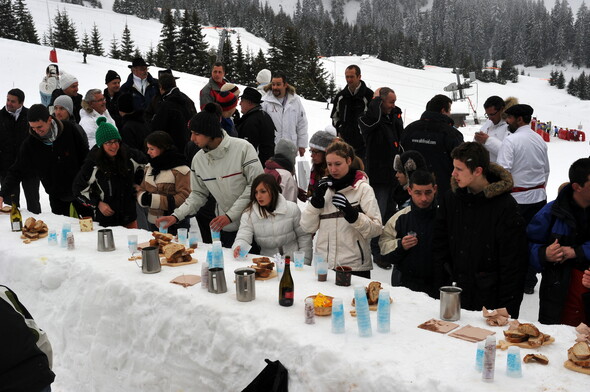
left=450, top=162, right=514, bottom=198
left=501, top=96, right=519, bottom=120
left=262, top=82, right=297, bottom=95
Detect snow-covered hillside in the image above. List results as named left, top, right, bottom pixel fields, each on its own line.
left=26, top=0, right=270, bottom=56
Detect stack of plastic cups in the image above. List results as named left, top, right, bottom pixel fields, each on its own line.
left=331, top=298, right=345, bottom=334
left=210, top=229, right=221, bottom=242
left=475, top=341, right=485, bottom=372
left=377, top=290, right=390, bottom=333
left=159, top=222, right=168, bottom=234
left=177, top=228, right=188, bottom=246
left=60, top=223, right=71, bottom=248
left=353, top=285, right=372, bottom=337
left=211, top=240, right=224, bottom=269
left=506, top=346, right=522, bottom=378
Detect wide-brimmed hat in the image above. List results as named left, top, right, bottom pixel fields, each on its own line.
left=128, top=57, right=149, bottom=68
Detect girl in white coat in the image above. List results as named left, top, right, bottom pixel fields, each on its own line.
left=300, top=140, right=382, bottom=278
left=232, top=174, right=312, bottom=263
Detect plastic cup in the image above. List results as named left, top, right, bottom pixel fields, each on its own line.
left=293, top=251, right=305, bottom=271
left=177, top=228, right=188, bottom=245
left=236, top=243, right=252, bottom=260
left=188, top=229, right=200, bottom=248
left=48, top=229, right=58, bottom=246
left=210, top=228, right=221, bottom=242
left=127, top=234, right=138, bottom=254
left=159, top=222, right=168, bottom=234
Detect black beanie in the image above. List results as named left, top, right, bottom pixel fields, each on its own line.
left=189, top=103, right=223, bottom=138
left=105, top=70, right=121, bottom=84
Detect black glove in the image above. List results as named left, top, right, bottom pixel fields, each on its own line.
left=310, top=177, right=333, bottom=209
left=141, top=192, right=152, bottom=207
left=332, top=192, right=358, bottom=223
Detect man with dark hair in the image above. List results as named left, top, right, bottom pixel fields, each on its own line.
left=401, top=94, right=464, bottom=198
left=380, top=170, right=438, bottom=296
left=474, top=95, right=510, bottom=162
left=157, top=103, right=263, bottom=247
left=433, top=142, right=528, bottom=318
left=0, top=89, right=41, bottom=213
left=104, top=69, right=123, bottom=128
left=330, top=64, right=374, bottom=161
left=199, top=62, right=228, bottom=110
left=359, top=87, right=404, bottom=269
left=150, top=73, right=197, bottom=152
left=261, top=73, right=308, bottom=157
left=120, top=57, right=159, bottom=113
left=0, top=104, right=89, bottom=216
left=497, top=103, right=550, bottom=294
left=235, top=87, right=276, bottom=164
left=528, top=158, right=590, bottom=326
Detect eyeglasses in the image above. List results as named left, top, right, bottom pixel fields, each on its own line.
left=310, top=149, right=323, bottom=155
left=104, top=140, right=120, bottom=146
left=484, top=110, right=499, bottom=119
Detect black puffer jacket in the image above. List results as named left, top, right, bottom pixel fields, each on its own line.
left=401, top=111, right=464, bottom=197
left=358, top=97, right=403, bottom=186
left=433, top=163, right=528, bottom=318
left=150, top=87, right=196, bottom=152
left=73, top=145, right=147, bottom=227
left=0, top=106, right=29, bottom=175
left=331, top=80, right=374, bottom=159
left=0, top=117, right=88, bottom=201
left=235, top=105, right=276, bottom=165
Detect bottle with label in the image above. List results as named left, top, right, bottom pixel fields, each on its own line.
left=10, top=195, right=22, bottom=232
left=278, top=256, right=294, bottom=306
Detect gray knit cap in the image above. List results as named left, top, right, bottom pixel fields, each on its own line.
left=274, top=139, right=297, bottom=168
left=309, top=130, right=336, bottom=152
left=53, top=95, right=74, bottom=116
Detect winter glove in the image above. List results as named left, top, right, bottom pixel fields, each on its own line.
left=332, top=192, right=359, bottom=223
left=310, top=177, right=333, bottom=209
left=141, top=192, right=153, bottom=207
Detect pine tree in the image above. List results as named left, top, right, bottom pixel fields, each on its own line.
left=14, top=0, right=38, bottom=44
left=297, top=37, right=328, bottom=101
left=233, top=35, right=246, bottom=84
left=556, top=71, right=565, bottom=89
left=120, top=23, right=135, bottom=61
left=90, top=23, right=104, bottom=56
left=252, top=49, right=268, bottom=73
left=145, top=44, right=156, bottom=66
left=109, top=36, right=120, bottom=59
left=156, top=8, right=178, bottom=68
left=176, top=10, right=209, bottom=76
left=52, top=9, right=78, bottom=50
left=80, top=32, right=92, bottom=55
left=221, top=36, right=234, bottom=78
left=0, top=0, right=19, bottom=40
left=567, top=77, right=577, bottom=96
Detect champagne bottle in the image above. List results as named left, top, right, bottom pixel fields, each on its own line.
left=278, top=256, right=294, bottom=306
left=10, top=195, right=22, bottom=232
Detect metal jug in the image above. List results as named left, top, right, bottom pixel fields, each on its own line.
left=141, top=246, right=161, bottom=274
left=439, top=283, right=462, bottom=321
left=234, top=267, right=256, bottom=302
left=208, top=268, right=227, bottom=294
left=97, top=229, right=115, bottom=252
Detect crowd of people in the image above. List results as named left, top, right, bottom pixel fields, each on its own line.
left=1, top=60, right=589, bottom=355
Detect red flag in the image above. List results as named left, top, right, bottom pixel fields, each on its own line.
left=49, top=49, right=58, bottom=63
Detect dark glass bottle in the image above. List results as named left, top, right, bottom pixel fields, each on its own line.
left=279, top=256, right=294, bottom=306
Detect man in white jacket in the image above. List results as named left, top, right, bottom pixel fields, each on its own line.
left=497, top=103, right=550, bottom=294
left=474, top=95, right=510, bottom=163
left=79, top=88, right=117, bottom=148
left=157, top=103, right=264, bottom=247
left=261, top=74, right=308, bottom=157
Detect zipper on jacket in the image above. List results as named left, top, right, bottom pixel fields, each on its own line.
left=357, top=241, right=364, bottom=264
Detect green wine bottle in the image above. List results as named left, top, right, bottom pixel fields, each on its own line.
left=279, top=256, right=294, bottom=306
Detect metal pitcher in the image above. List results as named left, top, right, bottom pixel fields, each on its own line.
left=439, top=283, right=462, bottom=321
left=208, top=268, right=227, bottom=294
left=141, top=246, right=161, bottom=274
left=97, top=229, right=115, bottom=252
left=234, top=267, right=256, bottom=302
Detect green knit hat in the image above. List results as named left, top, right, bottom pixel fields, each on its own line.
left=95, top=117, right=121, bottom=147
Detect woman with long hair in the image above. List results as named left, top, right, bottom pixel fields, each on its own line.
left=232, top=174, right=311, bottom=263
left=136, top=131, right=191, bottom=234
left=73, top=117, right=146, bottom=228
left=301, top=140, right=382, bottom=278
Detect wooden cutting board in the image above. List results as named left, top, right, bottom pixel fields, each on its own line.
left=160, top=256, right=198, bottom=267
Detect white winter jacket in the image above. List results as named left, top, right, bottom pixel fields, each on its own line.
left=79, top=109, right=117, bottom=147
left=233, top=194, right=312, bottom=263
left=172, top=130, right=264, bottom=232
left=261, top=88, right=308, bottom=149
left=300, top=171, right=382, bottom=271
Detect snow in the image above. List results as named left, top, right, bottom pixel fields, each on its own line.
left=1, top=11, right=590, bottom=390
